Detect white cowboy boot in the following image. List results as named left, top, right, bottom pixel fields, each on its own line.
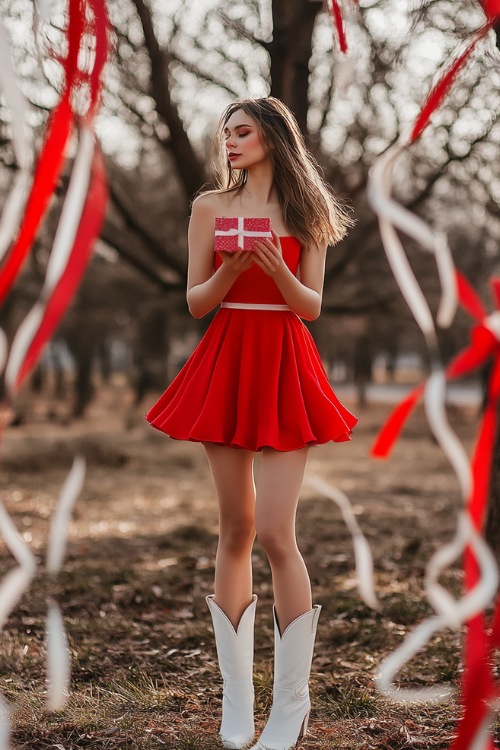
left=206, top=594, right=258, bottom=749
left=251, top=604, right=321, bottom=750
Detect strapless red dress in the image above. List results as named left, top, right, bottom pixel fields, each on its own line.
left=146, top=237, right=357, bottom=451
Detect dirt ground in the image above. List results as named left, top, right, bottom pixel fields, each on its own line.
left=0, top=380, right=496, bottom=749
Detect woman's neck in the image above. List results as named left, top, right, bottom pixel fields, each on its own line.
left=242, top=162, right=277, bottom=206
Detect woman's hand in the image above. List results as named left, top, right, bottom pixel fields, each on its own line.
left=252, top=231, right=286, bottom=278
left=218, top=248, right=255, bottom=274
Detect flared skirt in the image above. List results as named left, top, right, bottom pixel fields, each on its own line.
left=146, top=308, right=357, bottom=452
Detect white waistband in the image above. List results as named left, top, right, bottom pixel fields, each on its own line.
left=220, top=302, right=291, bottom=311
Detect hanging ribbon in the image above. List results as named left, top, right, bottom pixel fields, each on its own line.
left=305, top=475, right=379, bottom=610
left=410, top=22, right=496, bottom=144
left=368, top=144, right=458, bottom=342
left=366, top=3, right=500, bottom=748
left=5, top=132, right=108, bottom=394
left=371, top=279, right=500, bottom=743
left=371, top=274, right=500, bottom=459
left=0, top=0, right=109, bottom=308
left=326, top=0, right=349, bottom=54
left=0, top=501, right=37, bottom=629
left=45, top=457, right=86, bottom=710
left=0, top=0, right=84, bottom=305
left=0, top=20, right=34, bottom=263
left=0, top=0, right=109, bottom=733
left=324, top=0, right=360, bottom=93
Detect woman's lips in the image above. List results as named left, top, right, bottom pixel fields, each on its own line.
left=228, top=153, right=241, bottom=160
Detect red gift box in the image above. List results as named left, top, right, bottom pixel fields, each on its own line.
left=214, top=217, right=272, bottom=252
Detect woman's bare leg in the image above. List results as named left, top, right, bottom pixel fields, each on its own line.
left=204, top=443, right=256, bottom=629
left=255, top=447, right=311, bottom=633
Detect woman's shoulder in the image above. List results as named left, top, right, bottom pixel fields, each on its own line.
left=191, top=189, right=232, bottom=214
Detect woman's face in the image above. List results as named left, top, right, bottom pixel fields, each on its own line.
left=223, top=109, right=268, bottom=170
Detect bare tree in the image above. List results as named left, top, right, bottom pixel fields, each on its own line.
left=2, top=0, right=500, bottom=416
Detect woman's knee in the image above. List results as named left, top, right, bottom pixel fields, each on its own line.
left=255, top=525, right=295, bottom=562
left=219, top=515, right=255, bottom=553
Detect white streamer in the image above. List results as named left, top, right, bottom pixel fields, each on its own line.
left=34, top=0, right=53, bottom=20
left=368, top=143, right=457, bottom=335
left=0, top=500, right=36, bottom=628
left=45, top=459, right=85, bottom=710
left=305, top=475, right=379, bottom=610
left=376, top=614, right=453, bottom=702
left=46, top=601, right=70, bottom=710
left=44, top=127, right=94, bottom=292
left=424, top=371, right=472, bottom=501
left=484, top=311, right=500, bottom=341
left=0, top=19, right=34, bottom=261
left=369, top=136, right=499, bottom=710
left=469, top=715, right=493, bottom=750
left=46, top=456, right=86, bottom=575
left=4, top=302, right=45, bottom=393
left=0, top=329, right=8, bottom=376
left=378, top=215, right=436, bottom=338
left=0, top=23, right=32, bottom=170
left=0, top=566, right=36, bottom=631
left=0, top=501, right=36, bottom=572
left=434, top=232, right=458, bottom=328
left=425, top=511, right=499, bottom=629
left=0, top=695, right=11, bottom=750
left=377, top=509, right=499, bottom=703
left=4, top=127, right=95, bottom=395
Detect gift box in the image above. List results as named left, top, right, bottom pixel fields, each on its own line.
left=214, top=217, right=272, bottom=252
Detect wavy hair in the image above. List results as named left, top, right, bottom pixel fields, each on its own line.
left=209, top=97, right=354, bottom=249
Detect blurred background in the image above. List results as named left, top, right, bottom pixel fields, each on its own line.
left=1, top=0, right=499, bottom=421
left=2, top=3, right=500, bottom=747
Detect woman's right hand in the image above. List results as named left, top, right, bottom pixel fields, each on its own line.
left=218, top=249, right=254, bottom=274
left=187, top=196, right=255, bottom=318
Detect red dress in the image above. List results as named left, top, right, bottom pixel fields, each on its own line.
left=146, top=237, right=357, bottom=451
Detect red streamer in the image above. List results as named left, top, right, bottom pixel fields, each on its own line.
left=0, top=0, right=109, bottom=307
left=0, top=0, right=110, bottom=395
left=410, top=24, right=492, bottom=143
left=0, top=96, right=74, bottom=306
left=87, top=0, right=109, bottom=120
left=372, top=276, right=500, bottom=748
left=481, top=0, right=500, bottom=19
left=370, top=3, right=500, bottom=746
left=326, top=0, right=348, bottom=54
left=15, top=144, right=107, bottom=391
left=371, top=384, right=424, bottom=458
left=371, top=275, right=499, bottom=458
left=449, top=358, right=500, bottom=750
left=456, top=270, right=487, bottom=322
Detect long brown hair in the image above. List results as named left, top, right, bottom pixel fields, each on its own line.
left=210, top=97, right=354, bottom=249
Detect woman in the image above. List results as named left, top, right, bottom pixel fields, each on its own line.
left=147, top=97, right=357, bottom=750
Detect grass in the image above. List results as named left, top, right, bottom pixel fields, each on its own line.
left=0, top=390, right=487, bottom=748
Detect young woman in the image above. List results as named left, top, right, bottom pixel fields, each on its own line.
left=146, top=97, right=357, bottom=750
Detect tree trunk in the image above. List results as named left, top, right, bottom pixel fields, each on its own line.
left=131, top=0, right=206, bottom=202
left=270, top=0, right=321, bottom=137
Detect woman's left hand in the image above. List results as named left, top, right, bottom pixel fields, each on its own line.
left=252, top=231, right=286, bottom=278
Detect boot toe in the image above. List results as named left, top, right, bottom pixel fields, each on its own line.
left=221, top=733, right=255, bottom=748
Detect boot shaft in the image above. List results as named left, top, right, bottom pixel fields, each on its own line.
left=206, top=595, right=257, bottom=749
left=273, top=605, right=321, bottom=690
left=249, top=605, right=322, bottom=750
left=206, top=595, right=257, bottom=680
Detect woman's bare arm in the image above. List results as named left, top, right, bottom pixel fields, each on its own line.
left=253, top=233, right=327, bottom=321
left=186, top=195, right=254, bottom=319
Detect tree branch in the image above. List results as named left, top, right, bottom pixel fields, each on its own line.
left=130, top=0, right=206, bottom=202
left=107, top=172, right=187, bottom=279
